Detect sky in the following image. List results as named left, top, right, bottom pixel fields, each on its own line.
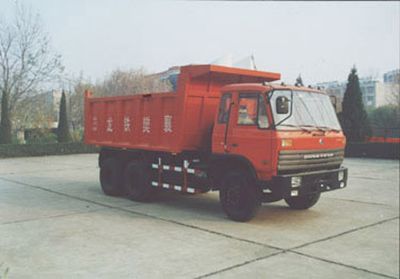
left=1, top=0, right=399, bottom=85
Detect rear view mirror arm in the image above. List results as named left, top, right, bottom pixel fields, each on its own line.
left=274, top=90, right=293, bottom=127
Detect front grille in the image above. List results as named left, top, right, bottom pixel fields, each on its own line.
left=278, top=148, right=344, bottom=174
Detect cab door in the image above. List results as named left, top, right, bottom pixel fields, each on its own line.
left=212, top=92, right=234, bottom=154
left=227, top=92, right=274, bottom=180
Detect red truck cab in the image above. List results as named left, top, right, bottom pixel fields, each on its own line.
left=210, top=83, right=347, bottom=219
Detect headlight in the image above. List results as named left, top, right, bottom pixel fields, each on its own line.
left=338, top=171, right=344, bottom=181
left=291, top=176, right=302, bottom=187
left=281, top=139, right=293, bottom=147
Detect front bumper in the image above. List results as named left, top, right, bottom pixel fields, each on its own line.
left=269, top=167, right=348, bottom=199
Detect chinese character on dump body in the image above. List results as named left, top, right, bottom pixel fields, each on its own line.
left=164, top=115, right=173, bottom=133
left=92, top=116, right=98, bottom=131
left=123, top=116, right=131, bottom=132
left=143, top=116, right=151, bottom=133
left=106, top=117, right=113, bottom=132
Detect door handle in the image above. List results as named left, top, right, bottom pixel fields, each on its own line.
left=231, top=143, right=239, bottom=147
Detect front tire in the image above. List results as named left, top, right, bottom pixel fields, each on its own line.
left=123, top=160, right=154, bottom=202
left=99, top=157, right=123, bottom=196
left=219, top=171, right=261, bottom=222
left=284, top=192, right=321, bottom=209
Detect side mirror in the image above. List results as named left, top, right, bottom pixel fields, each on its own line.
left=276, top=96, right=289, bottom=114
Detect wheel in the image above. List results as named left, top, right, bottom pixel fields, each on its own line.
left=123, top=160, right=154, bottom=201
left=99, top=157, right=123, bottom=196
left=219, top=171, right=261, bottom=222
left=284, top=192, right=321, bottom=209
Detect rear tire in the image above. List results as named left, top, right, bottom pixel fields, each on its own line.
left=284, top=192, right=321, bottom=209
left=219, top=171, right=261, bottom=222
left=99, top=157, right=123, bottom=196
left=123, top=160, right=154, bottom=202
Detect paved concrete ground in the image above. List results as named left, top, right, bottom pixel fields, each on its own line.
left=0, top=154, right=398, bottom=279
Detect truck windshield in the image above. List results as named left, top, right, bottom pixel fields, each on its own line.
left=270, top=90, right=341, bottom=131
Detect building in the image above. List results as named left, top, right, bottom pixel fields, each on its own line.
left=383, top=69, right=400, bottom=83
left=358, top=78, right=380, bottom=108
left=43, top=90, right=62, bottom=125
left=35, top=90, right=62, bottom=128
left=145, top=66, right=179, bottom=92
left=316, top=69, right=400, bottom=111
left=15, top=90, right=62, bottom=130
left=315, top=81, right=346, bottom=112
left=382, top=69, right=400, bottom=106
left=358, top=74, right=400, bottom=108
left=13, top=89, right=62, bottom=143
left=316, top=81, right=345, bottom=99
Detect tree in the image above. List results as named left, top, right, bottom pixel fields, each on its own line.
left=13, top=92, right=53, bottom=129
left=94, top=68, right=172, bottom=97
left=0, top=3, right=63, bottom=143
left=57, top=90, right=71, bottom=142
left=368, top=105, right=400, bottom=138
left=68, top=75, right=92, bottom=131
left=341, top=66, right=371, bottom=142
left=295, top=74, right=304, bottom=87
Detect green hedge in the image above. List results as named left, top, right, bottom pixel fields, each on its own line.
left=345, top=142, right=400, bottom=159
left=0, top=142, right=99, bottom=158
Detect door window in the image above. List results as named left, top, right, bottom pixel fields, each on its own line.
left=218, top=93, right=232, bottom=124
left=237, top=95, right=258, bottom=125
left=258, top=94, right=269, bottom=128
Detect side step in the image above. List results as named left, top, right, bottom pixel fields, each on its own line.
left=151, top=158, right=209, bottom=194
left=151, top=181, right=200, bottom=194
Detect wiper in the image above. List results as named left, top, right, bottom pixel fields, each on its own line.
left=300, top=124, right=327, bottom=132
left=300, top=124, right=334, bottom=133
left=278, top=123, right=312, bottom=133
left=317, top=126, right=341, bottom=133
left=301, top=124, right=340, bottom=133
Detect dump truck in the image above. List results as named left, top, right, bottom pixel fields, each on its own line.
left=84, top=64, right=348, bottom=221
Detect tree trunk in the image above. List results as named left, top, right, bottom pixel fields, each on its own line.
left=0, top=90, right=12, bottom=144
